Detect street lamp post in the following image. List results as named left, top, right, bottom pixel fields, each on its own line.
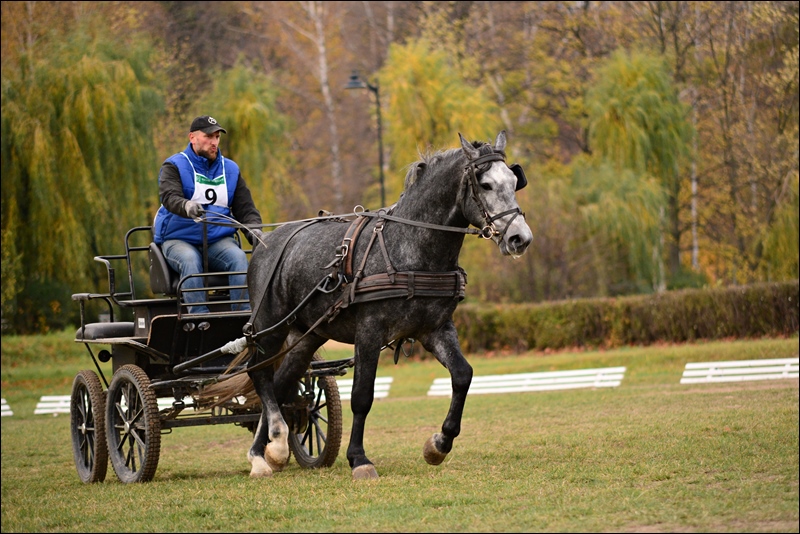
left=345, top=70, right=386, bottom=208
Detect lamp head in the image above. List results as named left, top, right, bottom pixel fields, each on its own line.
left=345, top=70, right=367, bottom=90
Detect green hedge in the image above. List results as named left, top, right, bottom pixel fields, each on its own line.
left=454, top=280, right=799, bottom=352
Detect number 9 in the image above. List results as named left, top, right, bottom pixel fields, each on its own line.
left=205, top=189, right=217, bottom=205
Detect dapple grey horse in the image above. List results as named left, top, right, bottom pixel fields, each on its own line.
left=224, top=131, right=532, bottom=480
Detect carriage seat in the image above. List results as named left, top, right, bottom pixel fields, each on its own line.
left=75, top=321, right=135, bottom=341
left=148, top=243, right=229, bottom=297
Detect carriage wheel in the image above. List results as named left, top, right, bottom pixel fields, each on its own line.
left=70, top=370, right=108, bottom=483
left=105, top=364, right=161, bottom=483
left=287, top=356, right=343, bottom=469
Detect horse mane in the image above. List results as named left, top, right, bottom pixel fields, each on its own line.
left=402, top=139, right=495, bottom=191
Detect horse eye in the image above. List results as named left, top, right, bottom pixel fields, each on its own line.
left=480, top=182, right=492, bottom=191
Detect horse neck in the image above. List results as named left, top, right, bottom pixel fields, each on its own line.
left=387, top=158, right=469, bottom=270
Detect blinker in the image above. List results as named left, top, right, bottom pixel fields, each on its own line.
left=510, top=163, right=527, bottom=191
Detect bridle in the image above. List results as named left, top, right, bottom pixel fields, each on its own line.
left=462, top=148, right=527, bottom=240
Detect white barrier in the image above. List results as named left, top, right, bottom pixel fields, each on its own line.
left=680, top=358, right=799, bottom=384
left=336, top=377, right=393, bottom=401
left=34, top=395, right=71, bottom=415
left=32, top=382, right=395, bottom=417
left=428, top=367, right=627, bottom=396
left=2, top=398, right=13, bottom=417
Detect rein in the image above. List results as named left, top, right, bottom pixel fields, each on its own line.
left=191, top=149, right=522, bottom=377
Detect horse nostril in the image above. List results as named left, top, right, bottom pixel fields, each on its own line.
left=508, top=233, right=532, bottom=253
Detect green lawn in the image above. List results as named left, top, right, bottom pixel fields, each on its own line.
left=1, top=332, right=798, bottom=532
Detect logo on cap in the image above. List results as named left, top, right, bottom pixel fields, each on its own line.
left=208, top=117, right=218, bottom=125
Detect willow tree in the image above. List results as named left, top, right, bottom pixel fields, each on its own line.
left=761, top=177, right=799, bottom=281
left=585, top=49, right=693, bottom=290
left=193, top=60, right=300, bottom=224
left=1, top=21, right=163, bottom=333
left=572, top=159, right=667, bottom=295
left=379, top=38, right=503, bottom=202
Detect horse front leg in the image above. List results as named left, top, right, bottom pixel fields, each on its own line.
left=419, top=321, right=473, bottom=466
left=247, top=336, right=291, bottom=478
left=346, top=336, right=382, bottom=480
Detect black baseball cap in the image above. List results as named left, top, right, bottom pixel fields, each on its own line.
left=189, top=116, right=227, bottom=134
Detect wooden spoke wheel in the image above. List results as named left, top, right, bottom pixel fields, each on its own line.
left=105, top=365, right=161, bottom=483
left=286, top=355, right=342, bottom=469
left=70, top=370, right=108, bottom=483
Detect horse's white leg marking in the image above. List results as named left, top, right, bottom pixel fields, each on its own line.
left=247, top=419, right=273, bottom=477
left=352, top=464, right=379, bottom=480
left=248, top=450, right=274, bottom=478
left=423, top=433, right=448, bottom=465
left=264, top=414, right=290, bottom=472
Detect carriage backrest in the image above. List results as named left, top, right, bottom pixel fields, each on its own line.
left=148, top=243, right=177, bottom=295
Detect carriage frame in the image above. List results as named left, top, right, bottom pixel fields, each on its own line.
left=70, top=225, right=351, bottom=483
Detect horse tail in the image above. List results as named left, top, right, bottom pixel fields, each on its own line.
left=195, top=342, right=290, bottom=409
left=198, top=373, right=258, bottom=409
left=196, top=345, right=258, bottom=409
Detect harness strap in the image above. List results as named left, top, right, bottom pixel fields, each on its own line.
left=218, top=297, right=340, bottom=381
left=471, top=152, right=506, bottom=168
left=243, top=220, right=319, bottom=337
left=347, top=220, right=381, bottom=306
left=374, top=221, right=397, bottom=283
left=337, top=215, right=370, bottom=281
left=349, top=270, right=466, bottom=303
left=359, top=210, right=482, bottom=235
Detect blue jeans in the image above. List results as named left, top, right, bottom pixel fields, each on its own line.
left=162, top=237, right=250, bottom=314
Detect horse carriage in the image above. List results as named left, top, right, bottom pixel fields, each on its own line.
left=70, top=131, right=532, bottom=483
left=70, top=224, right=349, bottom=483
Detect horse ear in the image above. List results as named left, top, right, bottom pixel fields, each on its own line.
left=414, top=162, right=427, bottom=179
left=459, top=132, right=479, bottom=160
left=494, top=130, right=507, bottom=152
left=404, top=161, right=427, bottom=188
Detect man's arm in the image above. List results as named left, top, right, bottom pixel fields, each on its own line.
left=231, top=174, right=263, bottom=244
left=159, top=162, right=195, bottom=218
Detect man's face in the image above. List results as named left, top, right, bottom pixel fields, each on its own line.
left=190, top=130, right=221, bottom=161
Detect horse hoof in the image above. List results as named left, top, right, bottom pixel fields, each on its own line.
left=248, top=456, right=274, bottom=478
left=266, top=442, right=290, bottom=473
left=423, top=435, right=448, bottom=465
left=265, top=455, right=285, bottom=473
left=352, top=464, right=379, bottom=480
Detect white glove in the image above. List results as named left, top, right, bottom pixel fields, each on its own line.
left=185, top=201, right=204, bottom=219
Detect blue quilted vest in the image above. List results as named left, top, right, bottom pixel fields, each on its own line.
left=153, top=143, right=240, bottom=245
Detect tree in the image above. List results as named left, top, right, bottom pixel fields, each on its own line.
left=194, top=60, right=301, bottom=223
left=585, top=48, right=693, bottom=289
left=1, top=17, right=164, bottom=333
left=572, top=159, right=667, bottom=295
left=379, top=38, right=503, bottom=202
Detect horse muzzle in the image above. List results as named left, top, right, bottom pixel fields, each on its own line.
left=497, top=219, right=533, bottom=258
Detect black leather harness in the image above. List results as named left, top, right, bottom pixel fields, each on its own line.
left=214, top=149, right=526, bottom=376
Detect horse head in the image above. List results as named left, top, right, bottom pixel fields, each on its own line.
left=459, top=131, right=533, bottom=258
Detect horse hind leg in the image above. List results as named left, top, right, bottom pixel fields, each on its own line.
left=248, top=416, right=289, bottom=477
left=247, top=338, right=291, bottom=477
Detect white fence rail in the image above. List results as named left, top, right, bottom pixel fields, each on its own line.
left=34, top=395, right=71, bottom=415
left=428, top=367, right=627, bottom=397
left=2, top=398, right=13, bottom=417
left=335, top=377, right=393, bottom=401
left=21, top=360, right=795, bottom=417
left=680, top=358, right=799, bottom=384
left=31, top=381, right=396, bottom=417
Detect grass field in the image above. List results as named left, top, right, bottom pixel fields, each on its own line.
left=1, top=331, right=798, bottom=532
